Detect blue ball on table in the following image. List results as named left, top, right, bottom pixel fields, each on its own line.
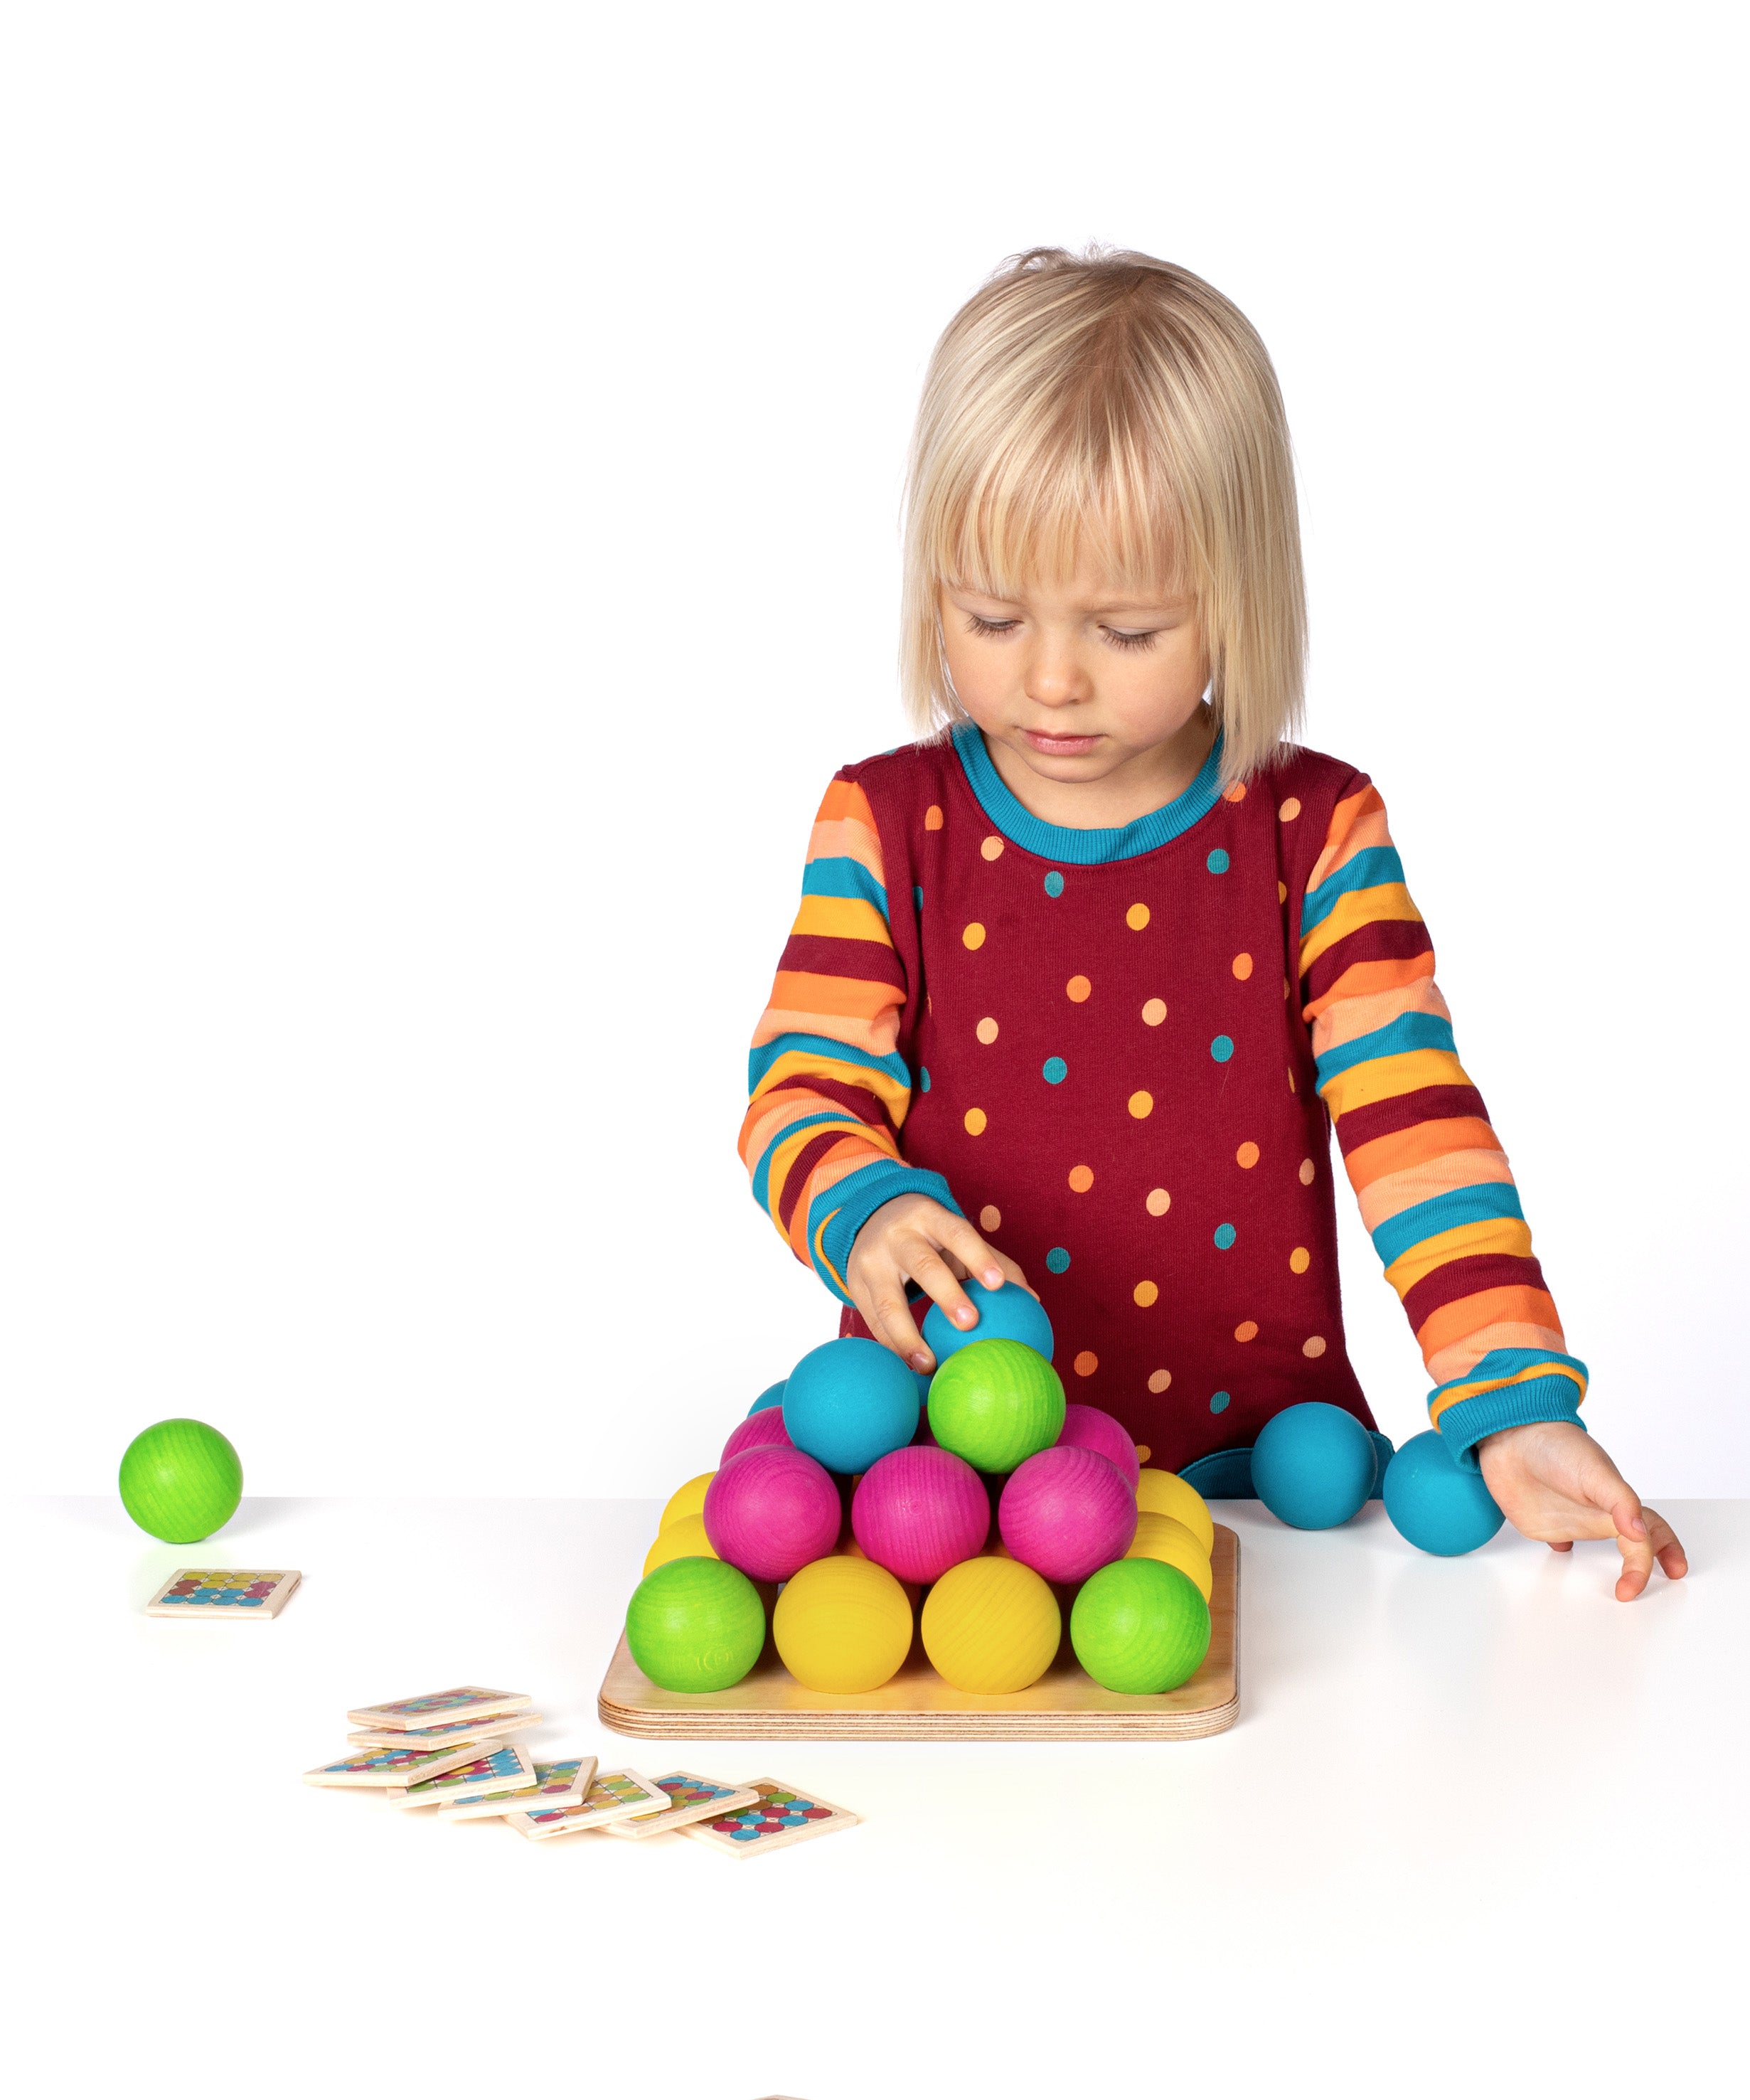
left=783, top=1338, right=920, bottom=1474
left=747, top=1381, right=786, bottom=1417
left=1383, top=1430, right=1505, bottom=1555
left=922, top=1279, right=1055, bottom=1370
left=1251, top=1401, right=1375, bottom=1530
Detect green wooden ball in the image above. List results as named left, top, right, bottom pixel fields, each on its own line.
left=626, top=1556, right=767, bottom=1693
left=927, top=1338, right=1066, bottom=1473
left=118, top=1418, right=243, bottom=1543
left=1070, top=1556, right=1210, bottom=1694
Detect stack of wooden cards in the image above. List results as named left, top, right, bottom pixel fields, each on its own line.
left=304, top=1685, right=859, bottom=1855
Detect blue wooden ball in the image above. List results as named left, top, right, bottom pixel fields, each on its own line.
left=1383, top=1431, right=1505, bottom=1555
left=1251, top=1402, right=1375, bottom=1530
left=783, top=1338, right=920, bottom=1474
left=747, top=1381, right=786, bottom=1417
left=922, top=1279, right=1055, bottom=1369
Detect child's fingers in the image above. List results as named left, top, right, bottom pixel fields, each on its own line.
left=902, top=1236, right=979, bottom=1336
left=1643, top=1506, right=1689, bottom=1582
left=937, top=1215, right=1009, bottom=1293
left=862, top=1279, right=932, bottom=1372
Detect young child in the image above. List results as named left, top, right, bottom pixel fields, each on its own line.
left=742, top=247, right=1685, bottom=1601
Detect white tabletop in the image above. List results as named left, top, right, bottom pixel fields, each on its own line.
left=12, top=1494, right=1740, bottom=2099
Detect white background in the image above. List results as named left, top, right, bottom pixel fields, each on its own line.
left=4, top=1, right=1745, bottom=1499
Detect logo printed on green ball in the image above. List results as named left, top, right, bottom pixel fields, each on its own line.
left=927, top=1339, right=1065, bottom=1473
left=626, top=1557, right=766, bottom=1694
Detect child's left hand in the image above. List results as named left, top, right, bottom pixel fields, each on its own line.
left=1476, top=1421, right=1688, bottom=1601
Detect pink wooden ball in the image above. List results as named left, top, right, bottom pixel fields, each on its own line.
left=851, top=1446, right=990, bottom=1585
left=1055, top=1403, right=1141, bottom=1489
left=998, top=1446, right=1137, bottom=1584
left=721, top=1409, right=792, bottom=1464
left=703, top=1445, right=841, bottom=1581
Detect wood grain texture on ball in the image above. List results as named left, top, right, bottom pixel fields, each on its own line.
left=998, top=1446, right=1136, bottom=1583
left=703, top=1446, right=841, bottom=1582
left=1055, top=1404, right=1141, bottom=1488
left=920, top=1557, right=1060, bottom=1695
left=851, top=1446, right=990, bottom=1584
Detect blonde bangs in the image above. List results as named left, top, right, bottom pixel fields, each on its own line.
left=902, top=247, right=1306, bottom=784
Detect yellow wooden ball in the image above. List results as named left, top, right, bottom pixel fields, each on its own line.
left=921, top=1555, right=1061, bottom=1695
left=1126, top=1511, right=1213, bottom=1601
left=659, top=1471, right=716, bottom=1534
left=1136, top=1468, right=1215, bottom=1555
left=772, top=1554, right=913, bottom=1694
left=642, top=1513, right=719, bottom=1577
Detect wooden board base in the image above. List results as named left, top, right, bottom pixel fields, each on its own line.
left=598, top=1525, right=1239, bottom=1742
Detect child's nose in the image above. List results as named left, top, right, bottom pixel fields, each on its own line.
left=1025, top=641, right=1092, bottom=706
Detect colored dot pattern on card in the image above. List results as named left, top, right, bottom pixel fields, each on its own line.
left=404, top=1745, right=526, bottom=1795
left=527, top=1771, right=658, bottom=1826
left=157, top=1573, right=279, bottom=1607
left=706, top=1789, right=836, bottom=1842
left=454, top=1759, right=584, bottom=1807
left=318, top=1744, right=449, bottom=1778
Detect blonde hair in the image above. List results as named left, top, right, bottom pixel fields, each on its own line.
left=900, top=247, right=1306, bottom=784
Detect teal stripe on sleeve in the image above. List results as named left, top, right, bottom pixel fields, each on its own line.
left=1370, top=1182, right=1524, bottom=1268
left=752, top=1111, right=863, bottom=1216
left=1302, top=846, right=1406, bottom=934
left=801, top=856, right=890, bottom=920
left=1315, top=1010, right=1456, bottom=1084
left=1431, top=1350, right=1589, bottom=1466
left=749, top=1031, right=913, bottom=1094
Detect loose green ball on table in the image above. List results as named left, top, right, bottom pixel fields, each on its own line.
left=1071, top=1557, right=1210, bottom=1694
left=118, top=1418, right=243, bottom=1542
left=927, top=1338, right=1065, bottom=1473
left=626, top=1556, right=767, bottom=1693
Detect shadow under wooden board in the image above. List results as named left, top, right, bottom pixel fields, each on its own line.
left=598, top=1524, right=1239, bottom=1742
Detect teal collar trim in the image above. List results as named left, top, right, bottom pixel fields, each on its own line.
left=950, top=723, right=1226, bottom=864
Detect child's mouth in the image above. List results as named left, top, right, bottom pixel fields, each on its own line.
left=1021, top=728, right=1103, bottom=757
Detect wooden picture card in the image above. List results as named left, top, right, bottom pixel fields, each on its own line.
left=146, top=1569, right=302, bottom=1619
left=679, top=1780, right=860, bottom=1859
left=347, top=1712, right=541, bottom=1751
left=385, top=1742, right=538, bottom=1808
left=600, top=1525, right=1240, bottom=1742
left=600, top=1773, right=762, bottom=1840
left=508, top=1770, right=668, bottom=1842
left=304, top=1737, right=494, bottom=1789
left=347, top=1685, right=533, bottom=1732
left=438, top=1757, right=598, bottom=1823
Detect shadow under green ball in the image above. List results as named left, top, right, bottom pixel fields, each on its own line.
left=626, top=1557, right=766, bottom=1693
left=118, top=1418, right=242, bottom=1543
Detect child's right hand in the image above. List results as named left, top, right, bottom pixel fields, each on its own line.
left=847, top=1195, right=1032, bottom=1374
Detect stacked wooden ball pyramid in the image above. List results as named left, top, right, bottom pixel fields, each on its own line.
left=628, top=1283, right=1214, bottom=1701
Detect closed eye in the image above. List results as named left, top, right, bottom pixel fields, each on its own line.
left=1102, top=627, right=1161, bottom=651
left=966, top=614, right=1020, bottom=638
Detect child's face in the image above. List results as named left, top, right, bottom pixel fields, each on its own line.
left=939, top=561, right=1210, bottom=792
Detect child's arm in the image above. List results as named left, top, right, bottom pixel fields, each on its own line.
left=740, top=775, right=1023, bottom=1368
left=1301, top=779, right=1685, bottom=1596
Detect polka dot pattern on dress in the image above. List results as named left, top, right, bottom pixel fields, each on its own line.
left=1236, top=1141, right=1259, bottom=1168
left=981, top=835, right=1004, bottom=861
left=1129, top=1090, right=1153, bottom=1119
left=964, top=1107, right=987, bottom=1136
left=1207, top=849, right=1229, bottom=874
left=1214, top=1222, right=1237, bottom=1250
left=1073, top=1350, right=1098, bottom=1377
left=978, top=1205, right=1001, bottom=1232
left=1298, top=1158, right=1316, bottom=1185
left=1147, top=1370, right=1172, bottom=1394
left=1289, top=1245, right=1310, bottom=1273
left=1044, top=870, right=1065, bottom=897
left=1067, top=1164, right=1094, bottom=1193
left=1066, top=975, right=1092, bottom=1003
left=976, top=1016, right=999, bottom=1044
left=1146, top=1188, right=1170, bottom=1216
left=1210, top=1391, right=1231, bottom=1413
left=1234, top=1321, right=1258, bottom=1343
left=1133, top=1280, right=1159, bottom=1308
left=1210, top=1035, right=1234, bottom=1063
left=1141, top=998, right=1167, bottom=1026
left=1279, top=797, right=1301, bottom=822
left=1126, top=902, right=1151, bottom=932
left=1042, top=1057, right=1067, bottom=1084
left=925, top=804, right=944, bottom=831
left=1303, top=1336, right=1326, bottom=1357
left=1045, top=1247, right=1070, bottom=1274
left=1232, top=952, right=1252, bottom=980
left=962, top=922, right=986, bottom=951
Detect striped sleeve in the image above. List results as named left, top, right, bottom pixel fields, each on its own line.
left=1299, top=780, right=1588, bottom=1464
left=740, top=774, right=959, bottom=1302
